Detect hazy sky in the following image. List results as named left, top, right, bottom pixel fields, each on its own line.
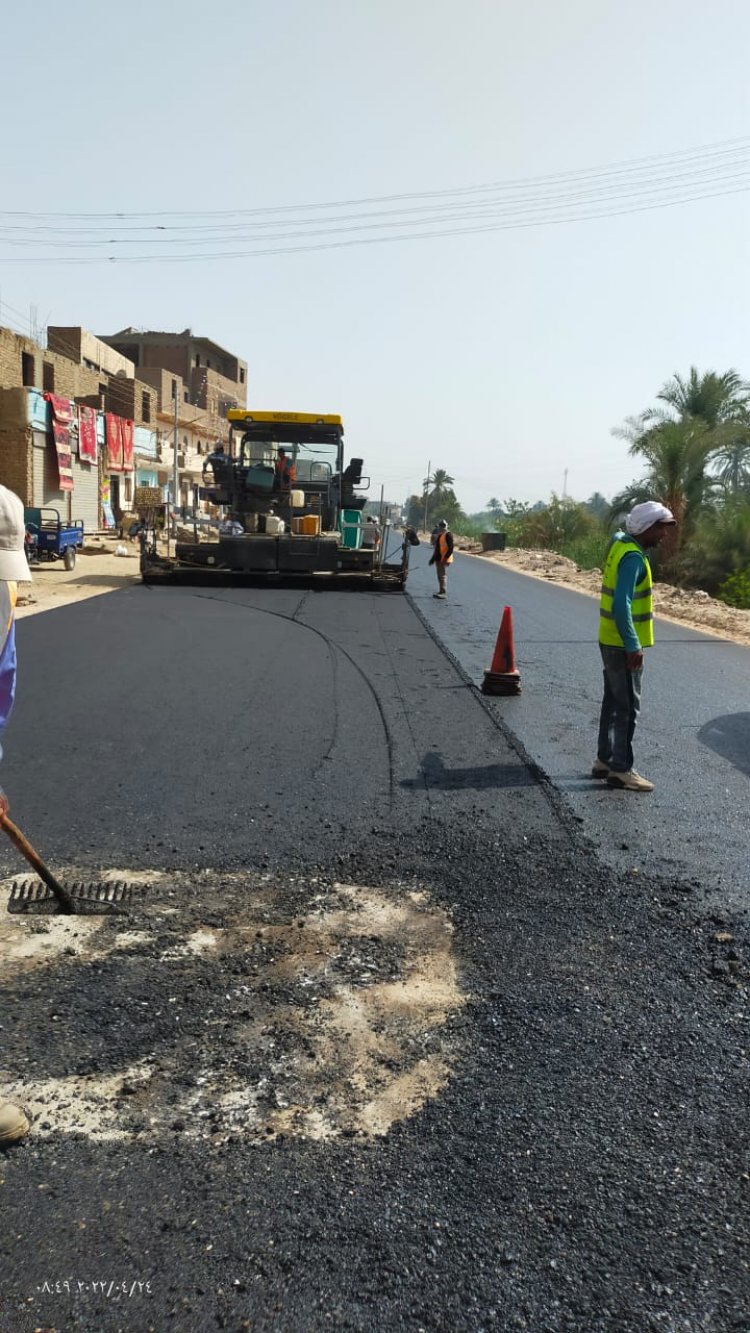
left=1, top=0, right=748, bottom=513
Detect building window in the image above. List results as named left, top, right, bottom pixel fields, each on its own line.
left=21, top=352, right=35, bottom=387
left=171, top=378, right=177, bottom=401
left=206, top=359, right=211, bottom=369
left=240, top=368, right=245, bottom=384
left=184, top=391, right=189, bottom=403
left=195, top=354, right=200, bottom=366
left=42, top=362, right=55, bottom=393
left=197, top=442, right=203, bottom=455
left=141, top=392, right=151, bottom=423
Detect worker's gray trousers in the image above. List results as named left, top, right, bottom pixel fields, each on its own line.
left=597, top=645, right=643, bottom=774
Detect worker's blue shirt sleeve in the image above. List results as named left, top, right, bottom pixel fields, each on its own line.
left=613, top=551, right=646, bottom=653
left=0, top=620, right=17, bottom=763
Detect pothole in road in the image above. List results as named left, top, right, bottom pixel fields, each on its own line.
left=0, top=874, right=466, bottom=1143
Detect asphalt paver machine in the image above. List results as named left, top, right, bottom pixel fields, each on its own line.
left=140, top=411, right=414, bottom=587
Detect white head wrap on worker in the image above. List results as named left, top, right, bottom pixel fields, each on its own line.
left=625, top=501, right=676, bottom=536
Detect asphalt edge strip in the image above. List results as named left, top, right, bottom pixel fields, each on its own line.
left=405, top=589, right=590, bottom=853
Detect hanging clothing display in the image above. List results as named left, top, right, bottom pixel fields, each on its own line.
left=121, top=418, right=134, bottom=471
left=78, top=405, right=98, bottom=463
left=43, top=394, right=74, bottom=492
left=105, top=413, right=123, bottom=472
left=105, top=414, right=134, bottom=473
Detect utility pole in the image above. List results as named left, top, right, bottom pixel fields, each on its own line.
left=423, top=459, right=431, bottom=535
left=562, top=467, right=568, bottom=500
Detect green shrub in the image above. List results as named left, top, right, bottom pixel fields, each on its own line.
left=718, top=569, right=750, bottom=609
left=560, top=533, right=610, bottom=570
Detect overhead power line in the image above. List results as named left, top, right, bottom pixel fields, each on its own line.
left=0, top=135, right=747, bottom=221
left=0, top=137, right=747, bottom=265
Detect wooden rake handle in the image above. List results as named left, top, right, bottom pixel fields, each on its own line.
left=0, top=811, right=75, bottom=914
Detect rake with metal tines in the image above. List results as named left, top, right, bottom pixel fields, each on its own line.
left=2, top=810, right=142, bottom=915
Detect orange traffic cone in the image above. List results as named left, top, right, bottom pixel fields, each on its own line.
left=481, top=605, right=522, bottom=696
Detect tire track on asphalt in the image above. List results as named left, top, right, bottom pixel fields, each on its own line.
left=374, top=596, right=434, bottom=809
left=186, top=589, right=396, bottom=806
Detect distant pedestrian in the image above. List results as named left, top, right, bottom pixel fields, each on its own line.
left=429, top=518, right=454, bottom=598
left=361, top=516, right=381, bottom=549
left=0, top=485, right=32, bottom=1144
left=594, top=500, right=676, bottom=792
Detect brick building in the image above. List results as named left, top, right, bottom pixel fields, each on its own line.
left=98, top=328, right=248, bottom=513
left=99, top=328, right=247, bottom=421
left=0, top=324, right=157, bottom=528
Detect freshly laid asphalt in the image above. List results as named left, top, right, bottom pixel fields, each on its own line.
left=413, top=547, right=750, bottom=908
left=0, top=574, right=748, bottom=1332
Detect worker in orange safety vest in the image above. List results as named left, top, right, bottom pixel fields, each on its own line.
left=428, top=519, right=454, bottom=598
left=275, top=448, right=297, bottom=489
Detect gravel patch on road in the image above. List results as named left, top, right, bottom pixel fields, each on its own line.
left=1, top=813, right=748, bottom=1332
left=0, top=874, right=464, bottom=1146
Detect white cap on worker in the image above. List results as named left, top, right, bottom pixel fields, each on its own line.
left=625, top=501, right=676, bottom=536
left=0, top=486, right=32, bottom=581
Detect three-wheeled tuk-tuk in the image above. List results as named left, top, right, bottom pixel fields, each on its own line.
left=24, top=508, right=85, bottom=572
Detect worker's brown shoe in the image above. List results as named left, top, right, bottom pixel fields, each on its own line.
left=591, top=759, right=609, bottom=779
left=0, top=1101, right=29, bottom=1144
left=606, top=769, right=654, bottom=793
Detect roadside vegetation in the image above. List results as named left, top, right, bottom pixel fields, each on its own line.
left=403, top=367, right=750, bottom=606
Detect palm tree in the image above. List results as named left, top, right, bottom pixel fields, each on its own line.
left=710, top=417, right=750, bottom=495
left=612, top=368, right=750, bottom=562
left=423, top=468, right=455, bottom=529
left=424, top=468, right=455, bottom=499
left=486, top=496, right=502, bottom=516
left=651, top=368, right=749, bottom=428
left=610, top=419, right=716, bottom=572
left=585, top=492, right=610, bottom=521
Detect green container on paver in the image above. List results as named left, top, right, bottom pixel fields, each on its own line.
left=340, top=509, right=362, bottom=549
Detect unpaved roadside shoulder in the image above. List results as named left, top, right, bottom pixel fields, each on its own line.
left=15, top=540, right=141, bottom=620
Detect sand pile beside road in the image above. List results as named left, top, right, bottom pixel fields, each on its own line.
left=457, top=542, right=750, bottom=648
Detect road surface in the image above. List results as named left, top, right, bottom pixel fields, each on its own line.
left=0, top=581, right=748, bottom=1333
left=413, top=547, right=750, bottom=908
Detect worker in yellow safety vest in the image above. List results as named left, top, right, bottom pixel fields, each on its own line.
left=428, top=519, right=454, bottom=599
left=595, top=500, right=676, bottom=793
left=0, top=485, right=33, bottom=1144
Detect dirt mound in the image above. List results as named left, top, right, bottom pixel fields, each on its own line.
left=467, top=545, right=750, bottom=647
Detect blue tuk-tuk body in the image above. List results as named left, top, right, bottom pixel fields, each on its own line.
left=24, top=508, right=85, bottom=571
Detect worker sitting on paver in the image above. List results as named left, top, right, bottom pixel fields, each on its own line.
left=274, top=448, right=297, bottom=490
left=361, top=517, right=381, bottom=549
